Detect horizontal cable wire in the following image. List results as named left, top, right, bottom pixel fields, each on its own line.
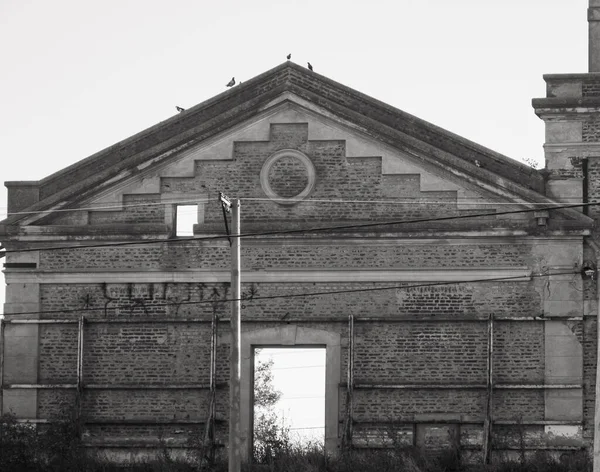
left=1, top=200, right=595, bottom=255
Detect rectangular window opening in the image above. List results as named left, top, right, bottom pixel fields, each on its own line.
left=252, top=347, right=326, bottom=463
left=175, top=205, right=198, bottom=237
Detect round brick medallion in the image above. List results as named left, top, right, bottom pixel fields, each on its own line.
left=260, top=149, right=316, bottom=205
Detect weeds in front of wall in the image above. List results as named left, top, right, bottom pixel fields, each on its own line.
left=0, top=412, right=592, bottom=471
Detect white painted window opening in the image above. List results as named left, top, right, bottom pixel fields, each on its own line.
left=175, top=204, right=198, bottom=236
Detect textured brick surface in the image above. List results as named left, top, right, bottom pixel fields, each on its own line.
left=494, top=322, right=545, bottom=384
left=588, top=157, right=600, bottom=219
left=350, top=389, right=485, bottom=421
left=583, top=80, right=600, bottom=98
left=583, top=317, right=597, bottom=440
left=39, top=243, right=531, bottom=271
left=88, top=194, right=164, bottom=225
left=353, top=323, right=487, bottom=384
left=39, top=325, right=78, bottom=383
left=160, top=125, right=470, bottom=225
left=583, top=119, right=600, bottom=142
left=39, top=280, right=541, bottom=322
left=84, top=324, right=212, bottom=384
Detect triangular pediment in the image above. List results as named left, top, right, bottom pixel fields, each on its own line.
left=80, top=99, right=513, bottom=215
left=2, top=62, right=592, bottom=233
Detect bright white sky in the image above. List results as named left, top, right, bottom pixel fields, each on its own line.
left=0, top=0, right=588, bottom=308
left=256, top=348, right=326, bottom=444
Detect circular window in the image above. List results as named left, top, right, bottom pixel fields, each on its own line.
left=260, top=149, right=316, bottom=205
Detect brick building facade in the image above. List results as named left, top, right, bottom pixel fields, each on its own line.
left=2, top=6, right=600, bottom=463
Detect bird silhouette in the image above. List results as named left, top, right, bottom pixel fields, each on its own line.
left=287, top=53, right=291, bottom=60
left=226, top=77, right=235, bottom=87
left=307, top=62, right=313, bottom=71
left=176, top=106, right=185, bottom=113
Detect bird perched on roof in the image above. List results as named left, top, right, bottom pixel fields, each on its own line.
left=287, top=53, right=291, bottom=60
left=226, top=77, right=235, bottom=87
left=176, top=106, right=185, bottom=113
left=307, top=62, right=313, bottom=71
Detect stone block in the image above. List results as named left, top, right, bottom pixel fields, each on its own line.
left=545, top=389, right=582, bottom=421
left=546, top=81, right=582, bottom=99
left=3, top=324, right=39, bottom=384
left=545, top=276, right=583, bottom=301
left=545, top=321, right=583, bottom=384
left=6, top=283, right=39, bottom=304
left=546, top=179, right=584, bottom=209
left=2, top=389, right=37, bottom=418
left=546, top=121, right=582, bottom=143
left=415, top=424, right=459, bottom=449
left=532, top=241, right=582, bottom=269
left=543, top=300, right=583, bottom=317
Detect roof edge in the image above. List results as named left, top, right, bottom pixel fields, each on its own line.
left=36, top=62, right=293, bottom=193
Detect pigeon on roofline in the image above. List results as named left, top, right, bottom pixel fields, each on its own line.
left=176, top=106, right=185, bottom=113
left=226, top=77, right=235, bottom=87
left=307, top=62, right=313, bottom=71
left=287, top=53, right=291, bottom=60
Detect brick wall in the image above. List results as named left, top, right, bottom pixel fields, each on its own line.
left=88, top=194, right=164, bottom=225
left=160, top=124, right=466, bottom=224
left=583, top=80, right=600, bottom=98
left=39, top=243, right=531, bottom=271
left=588, top=157, right=600, bottom=220
left=39, top=280, right=541, bottom=322
left=583, top=119, right=600, bottom=142
left=33, top=277, right=555, bottom=450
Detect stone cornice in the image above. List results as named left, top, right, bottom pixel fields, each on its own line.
left=4, top=268, right=532, bottom=284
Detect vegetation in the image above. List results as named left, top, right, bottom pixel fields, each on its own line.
left=0, top=413, right=591, bottom=472
left=0, top=365, right=591, bottom=472
left=252, top=350, right=291, bottom=465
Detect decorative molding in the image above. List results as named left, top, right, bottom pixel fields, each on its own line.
left=4, top=268, right=531, bottom=284
left=259, top=149, right=316, bottom=205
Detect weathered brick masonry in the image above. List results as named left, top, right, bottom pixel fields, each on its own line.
left=1, top=60, right=596, bottom=463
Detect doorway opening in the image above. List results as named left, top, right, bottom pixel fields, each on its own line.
left=252, top=346, right=326, bottom=462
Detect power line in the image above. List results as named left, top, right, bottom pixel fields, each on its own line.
left=0, top=270, right=577, bottom=317
left=1, top=200, right=596, bottom=256
left=0, top=196, right=576, bottom=217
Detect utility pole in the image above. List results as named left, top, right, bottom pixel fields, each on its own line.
left=222, top=194, right=242, bottom=472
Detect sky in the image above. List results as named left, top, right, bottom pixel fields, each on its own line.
left=256, top=348, right=326, bottom=444
left=0, top=0, right=588, bottom=439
